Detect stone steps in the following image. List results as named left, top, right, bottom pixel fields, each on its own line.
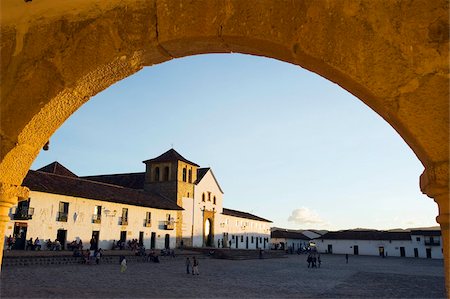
left=2, top=253, right=199, bottom=267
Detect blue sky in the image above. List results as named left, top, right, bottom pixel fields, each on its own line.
left=31, top=53, right=439, bottom=231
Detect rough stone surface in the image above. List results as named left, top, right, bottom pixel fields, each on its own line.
left=0, top=254, right=446, bottom=298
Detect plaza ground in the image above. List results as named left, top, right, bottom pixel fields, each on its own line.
left=0, top=253, right=446, bottom=298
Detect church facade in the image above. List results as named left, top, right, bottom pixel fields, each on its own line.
left=3, top=149, right=271, bottom=251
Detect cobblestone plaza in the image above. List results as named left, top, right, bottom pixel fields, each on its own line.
left=0, top=254, right=445, bottom=298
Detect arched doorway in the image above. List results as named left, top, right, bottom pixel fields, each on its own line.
left=0, top=0, right=448, bottom=290
left=204, top=218, right=213, bottom=247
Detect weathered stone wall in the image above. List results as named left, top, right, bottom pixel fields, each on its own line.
left=0, top=0, right=448, bottom=290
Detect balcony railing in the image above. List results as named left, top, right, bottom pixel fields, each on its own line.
left=119, top=217, right=128, bottom=226
left=12, top=207, right=34, bottom=220
left=92, top=214, right=102, bottom=224
left=144, top=219, right=152, bottom=227
left=164, top=220, right=175, bottom=230
left=57, top=212, right=68, bottom=222
left=424, top=240, right=440, bottom=246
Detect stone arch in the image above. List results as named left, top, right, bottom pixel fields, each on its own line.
left=204, top=218, right=214, bottom=247
left=0, top=0, right=448, bottom=288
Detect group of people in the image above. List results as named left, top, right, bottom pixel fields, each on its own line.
left=68, top=239, right=83, bottom=251
left=112, top=239, right=145, bottom=252
left=26, top=237, right=42, bottom=250
left=306, top=253, right=321, bottom=268
left=79, top=248, right=103, bottom=265
left=185, top=257, right=200, bottom=275
left=45, top=239, right=62, bottom=251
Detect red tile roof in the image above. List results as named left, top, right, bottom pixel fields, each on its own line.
left=82, top=172, right=145, bottom=189
left=37, top=162, right=78, bottom=178
left=24, top=170, right=182, bottom=210
left=271, top=230, right=311, bottom=240
left=143, top=149, right=199, bottom=167
left=222, top=208, right=272, bottom=223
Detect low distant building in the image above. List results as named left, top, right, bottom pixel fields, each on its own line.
left=4, top=149, right=272, bottom=251
left=270, top=229, right=311, bottom=251
left=315, top=229, right=443, bottom=259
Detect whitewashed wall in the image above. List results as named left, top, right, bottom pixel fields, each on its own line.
left=181, top=169, right=271, bottom=249
left=4, top=191, right=177, bottom=250
left=315, top=238, right=443, bottom=259
left=215, top=213, right=271, bottom=249
left=410, top=234, right=443, bottom=259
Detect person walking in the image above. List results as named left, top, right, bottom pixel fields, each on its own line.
left=120, top=256, right=127, bottom=273
left=345, top=254, right=349, bottom=264
left=318, top=255, right=322, bottom=268
left=307, top=255, right=312, bottom=268
left=192, top=257, right=199, bottom=275
left=185, top=257, right=191, bottom=274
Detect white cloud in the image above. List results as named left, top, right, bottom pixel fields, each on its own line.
left=288, top=207, right=327, bottom=226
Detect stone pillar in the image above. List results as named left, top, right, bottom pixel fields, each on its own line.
left=0, top=183, right=29, bottom=272
left=420, top=163, right=449, bottom=296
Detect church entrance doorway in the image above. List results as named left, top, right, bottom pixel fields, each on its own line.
left=204, top=218, right=213, bottom=247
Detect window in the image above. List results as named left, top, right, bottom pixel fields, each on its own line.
left=182, top=168, right=187, bottom=182
left=188, top=169, right=192, bottom=183
left=416, top=237, right=420, bottom=241
left=145, top=211, right=151, bottom=227
left=120, top=208, right=128, bottom=225
left=213, top=196, right=216, bottom=204
left=164, top=166, right=169, bottom=181
left=166, top=213, right=172, bottom=221
left=92, top=205, right=102, bottom=223
left=187, top=192, right=190, bottom=198
left=57, top=202, right=69, bottom=222
left=260, top=237, right=262, bottom=242
left=154, top=167, right=160, bottom=181
left=202, top=193, right=205, bottom=202
left=251, top=236, right=254, bottom=243
left=13, top=198, right=34, bottom=220
left=241, top=235, right=244, bottom=242
left=208, top=192, right=211, bottom=201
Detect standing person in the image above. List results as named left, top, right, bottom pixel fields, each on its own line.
left=185, top=257, right=191, bottom=274
left=192, top=257, right=199, bottom=275
left=345, top=254, right=349, bottom=264
left=318, top=255, right=322, bottom=268
left=90, top=237, right=96, bottom=250
left=120, top=256, right=127, bottom=273
left=34, top=238, right=41, bottom=250
left=95, top=248, right=103, bottom=264
left=307, top=255, right=312, bottom=268
left=6, top=235, right=13, bottom=251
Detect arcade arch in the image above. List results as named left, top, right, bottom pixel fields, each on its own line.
left=0, top=0, right=448, bottom=292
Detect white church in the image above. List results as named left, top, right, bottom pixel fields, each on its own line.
left=4, top=149, right=272, bottom=251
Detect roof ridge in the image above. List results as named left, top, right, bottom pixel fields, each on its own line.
left=35, top=170, right=132, bottom=189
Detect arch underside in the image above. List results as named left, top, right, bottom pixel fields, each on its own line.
left=0, top=0, right=448, bottom=188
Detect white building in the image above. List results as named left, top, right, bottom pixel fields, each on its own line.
left=314, top=229, right=443, bottom=259
left=270, top=229, right=311, bottom=251
left=4, top=149, right=272, bottom=251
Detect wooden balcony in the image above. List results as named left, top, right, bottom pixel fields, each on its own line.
left=57, top=212, right=68, bottom=222
left=92, top=214, right=102, bottom=224
left=164, top=220, right=175, bottom=230
left=119, top=217, right=128, bottom=226
left=12, top=207, right=34, bottom=220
